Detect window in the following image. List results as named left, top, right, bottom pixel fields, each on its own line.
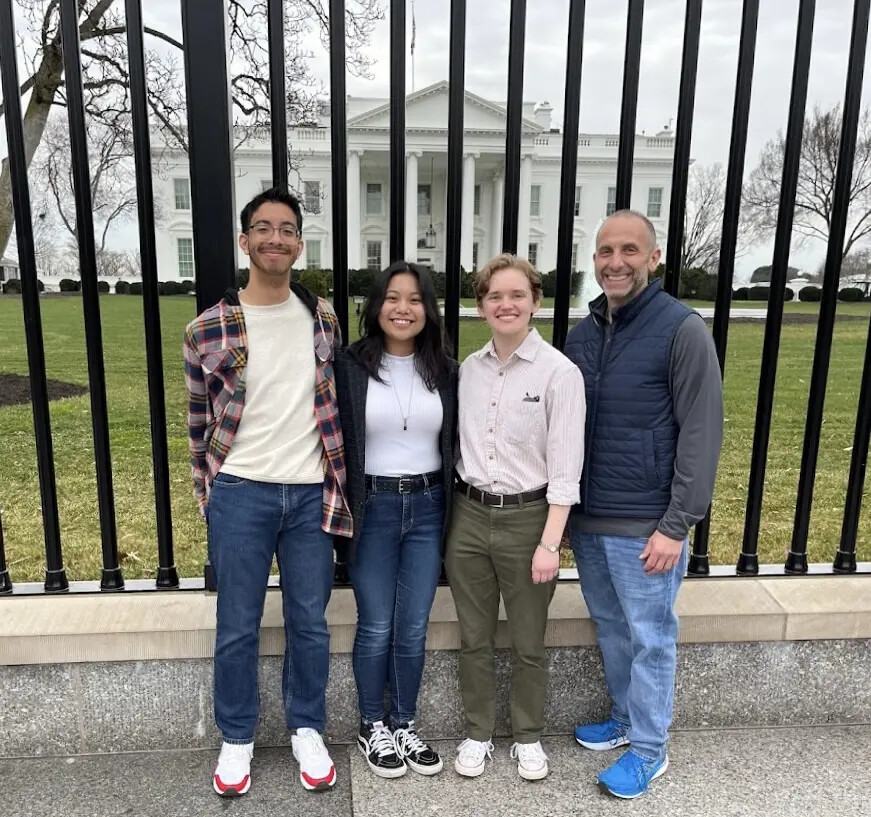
left=261, top=179, right=273, bottom=193
left=530, top=184, right=542, bottom=217
left=528, top=242, right=538, bottom=268
left=366, top=183, right=383, bottom=215
left=472, top=242, right=480, bottom=272
left=571, top=243, right=579, bottom=272
left=647, top=187, right=663, bottom=218
left=177, top=237, right=194, bottom=278
left=366, top=240, right=382, bottom=270
left=417, top=184, right=432, bottom=216
left=606, top=186, right=617, bottom=216
left=474, top=184, right=481, bottom=216
left=303, top=181, right=321, bottom=214
left=306, top=240, right=321, bottom=270
left=173, top=178, right=191, bottom=210
left=574, top=185, right=582, bottom=217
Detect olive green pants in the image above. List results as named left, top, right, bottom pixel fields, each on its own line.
left=445, top=492, right=555, bottom=742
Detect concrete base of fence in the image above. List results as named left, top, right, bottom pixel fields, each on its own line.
left=1, top=577, right=869, bottom=757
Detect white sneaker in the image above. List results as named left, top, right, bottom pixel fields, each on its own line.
left=454, top=738, right=494, bottom=777
left=213, top=741, right=254, bottom=796
left=510, top=741, right=549, bottom=780
left=291, top=728, right=337, bottom=791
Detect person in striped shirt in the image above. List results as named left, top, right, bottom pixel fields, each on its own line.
left=446, top=253, right=585, bottom=781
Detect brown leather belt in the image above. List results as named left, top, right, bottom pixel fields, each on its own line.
left=455, top=477, right=548, bottom=507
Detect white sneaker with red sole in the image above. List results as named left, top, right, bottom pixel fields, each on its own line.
left=291, top=728, right=337, bottom=791
left=213, top=741, right=254, bottom=796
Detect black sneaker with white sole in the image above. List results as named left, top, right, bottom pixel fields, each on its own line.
left=393, top=720, right=443, bottom=775
left=357, top=720, right=407, bottom=778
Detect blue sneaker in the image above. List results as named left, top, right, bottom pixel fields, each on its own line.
left=596, top=749, right=669, bottom=799
left=574, top=717, right=630, bottom=751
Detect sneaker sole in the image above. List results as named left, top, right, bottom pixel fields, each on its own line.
left=357, top=743, right=408, bottom=779
left=298, top=767, right=337, bottom=791
left=454, top=758, right=486, bottom=777
left=517, top=764, right=548, bottom=781
left=575, top=734, right=630, bottom=751
left=597, top=755, right=669, bottom=800
left=406, top=757, right=444, bottom=776
left=213, top=776, right=251, bottom=797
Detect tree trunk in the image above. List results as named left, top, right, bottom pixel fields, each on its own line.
left=0, top=43, right=64, bottom=260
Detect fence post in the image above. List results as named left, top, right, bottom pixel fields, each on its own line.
left=181, top=0, right=237, bottom=591
left=181, top=0, right=237, bottom=314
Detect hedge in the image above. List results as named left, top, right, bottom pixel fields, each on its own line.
left=799, top=286, right=822, bottom=302
left=748, top=285, right=770, bottom=301
left=838, top=287, right=865, bottom=302
left=732, top=287, right=749, bottom=301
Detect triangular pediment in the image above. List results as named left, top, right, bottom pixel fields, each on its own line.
left=348, top=81, right=542, bottom=133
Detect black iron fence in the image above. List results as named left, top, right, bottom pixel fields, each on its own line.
left=0, top=0, right=870, bottom=595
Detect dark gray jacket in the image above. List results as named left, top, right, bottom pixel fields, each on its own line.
left=334, top=349, right=458, bottom=560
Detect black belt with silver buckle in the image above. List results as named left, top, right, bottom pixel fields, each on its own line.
left=455, top=477, right=548, bottom=507
left=366, top=471, right=442, bottom=494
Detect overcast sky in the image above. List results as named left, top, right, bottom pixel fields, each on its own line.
left=4, top=0, right=871, bottom=278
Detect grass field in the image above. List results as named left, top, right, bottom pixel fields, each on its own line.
left=1, top=294, right=869, bottom=582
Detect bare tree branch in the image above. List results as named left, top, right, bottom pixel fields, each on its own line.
left=743, top=103, right=871, bottom=261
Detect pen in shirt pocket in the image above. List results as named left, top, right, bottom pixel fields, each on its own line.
left=523, top=392, right=540, bottom=403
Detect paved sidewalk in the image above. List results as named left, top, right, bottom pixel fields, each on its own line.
left=2, top=725, right=869, bottom=817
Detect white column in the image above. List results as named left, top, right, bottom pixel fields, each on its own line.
left=460, top=152, right=478, bottom=270
left=490, top=170, right=504, bottom=259
left=347, top=150, right=362, bottom=269
left=405, top=151, right=421, bottom=262
left=517, top=153, right=533, bottom=259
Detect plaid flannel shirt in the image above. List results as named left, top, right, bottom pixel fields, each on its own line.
left=183, top=285, right=353, bottom=537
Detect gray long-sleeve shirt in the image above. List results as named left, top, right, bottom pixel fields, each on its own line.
left=572, top=311, right=724, bottom=541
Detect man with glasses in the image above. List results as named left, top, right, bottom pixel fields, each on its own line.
left=184, top=187, right=352, bottom=796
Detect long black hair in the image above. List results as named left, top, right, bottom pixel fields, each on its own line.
left=350, top=261, right=452, bottom=390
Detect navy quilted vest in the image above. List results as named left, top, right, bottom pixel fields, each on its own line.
left=563, top=280, right=692, bottom=518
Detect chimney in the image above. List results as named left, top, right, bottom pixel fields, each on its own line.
left=534, top=101, right=553, bottom=131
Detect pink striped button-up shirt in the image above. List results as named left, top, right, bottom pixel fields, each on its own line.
left=457, top=328, right=586, bottom=506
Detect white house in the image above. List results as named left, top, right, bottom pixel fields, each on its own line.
left=152, top=81, right=677, bottom=282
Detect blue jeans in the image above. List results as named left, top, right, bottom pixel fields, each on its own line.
left=207, top=474, right=334, bottom=742
left=570, top=527, right=688, bottom=762
left=349, top=483, right=445, bottom=726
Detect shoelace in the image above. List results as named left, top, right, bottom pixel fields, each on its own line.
left=223, top=743, right=252, bottom=759
left=296, top=729, right=328, bottom=759
left=457, top=738, right=494, bottom=764
left=393, top=726, right=427, bottom=759
left=608, top=720, right=629, bottom=745
left=366, top=724, right=399, bottom=759
left=217, top=743, right=252, bottom=777
left=510, top=742, right=547, bottom=765
left=615, top=750, right=648, bottom=786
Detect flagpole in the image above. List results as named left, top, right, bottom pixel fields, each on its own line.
left=411, top=0, right=416, bottom=92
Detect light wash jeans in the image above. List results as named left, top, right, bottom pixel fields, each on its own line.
left=569, top=527, right=688, bottom=762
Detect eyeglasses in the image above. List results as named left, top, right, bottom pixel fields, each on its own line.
left=248, top=222, right=301, bottom=240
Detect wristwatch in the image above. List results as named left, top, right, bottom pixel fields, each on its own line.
left=537, top=542, right=560, bottom=554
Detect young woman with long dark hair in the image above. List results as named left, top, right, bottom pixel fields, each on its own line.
left=335, top=261, right=457, bottom=779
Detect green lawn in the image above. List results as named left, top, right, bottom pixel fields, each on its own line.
left=0, top=294, right=869, bottom=582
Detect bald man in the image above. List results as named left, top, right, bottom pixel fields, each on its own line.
left=563, top=210, right=723, bottom=799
